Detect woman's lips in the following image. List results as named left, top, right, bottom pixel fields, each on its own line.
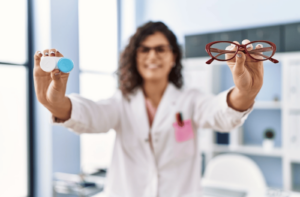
left=146, top=64, right=161, bottom=69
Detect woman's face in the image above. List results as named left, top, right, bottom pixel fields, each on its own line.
left=136, top=31, right=175, bottom=83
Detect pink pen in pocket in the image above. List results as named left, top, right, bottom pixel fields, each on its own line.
left=173, top=112, right=194, bottom=142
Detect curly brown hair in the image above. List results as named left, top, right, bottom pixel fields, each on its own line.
left=117, top=21, right=183, bottom=97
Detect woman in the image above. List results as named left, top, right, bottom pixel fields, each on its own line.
left=33, top=21, right=263, bottom=197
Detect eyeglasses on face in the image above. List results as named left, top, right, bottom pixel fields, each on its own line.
left=205, top=40, right=279, bottom=64
left=136, top=45, right=173, bottom=59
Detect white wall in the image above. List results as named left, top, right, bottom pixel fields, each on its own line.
left=136, top=0, right=300, bottom=44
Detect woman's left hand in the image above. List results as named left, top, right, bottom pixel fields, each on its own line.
left=225, top=39, right=264, bottom=111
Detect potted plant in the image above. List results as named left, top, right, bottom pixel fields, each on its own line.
left=263, top=128, right=275, bottom=150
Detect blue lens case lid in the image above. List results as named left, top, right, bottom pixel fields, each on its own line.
left=57, top=58, right=74, bottom=73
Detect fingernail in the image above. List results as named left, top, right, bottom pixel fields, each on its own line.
left=50, top=51, right=55, bottom=54
left=230, top=44, right=236, bottom=49
left=45, top=52, right=49, bottom=56
left=237, top=54, right=242, bottom=58
left=54, top=72, right=60, bottom=76
left=257, top=44, right=263, bottom=48
left=246, top=44, right=252, bottom=48
left=37, top=51, right=41, bottom=54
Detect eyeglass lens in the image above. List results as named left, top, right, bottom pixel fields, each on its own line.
left=137, top=45, right=172, bottom=58
left=209, top=41, right=274, bottom=61
left=246, top=41, right=273, bottom=60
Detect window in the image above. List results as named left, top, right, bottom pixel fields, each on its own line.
left=0, top=0, right=30, bottom=196
left=78, top=0, right=118, bottom=174
left=0, top=1, right=27, bottom=64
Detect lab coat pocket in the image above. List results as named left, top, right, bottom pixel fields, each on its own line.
left=173, top=119, right=194, bottom=142
left=172, top=120, right=196, bottom=161
left=172, top=135, right=195, bottom=162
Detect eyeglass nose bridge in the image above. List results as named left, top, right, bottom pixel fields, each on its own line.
left=238, top=45, right=246, bottom=51
left=142, top=48, right=159, bottom=59
left=148, top=48, right=157, bottom=55
left=144, top=47, right=169, bottom=58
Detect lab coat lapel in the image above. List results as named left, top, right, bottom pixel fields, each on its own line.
left=129, top=87, right=150, bottom=140
left=151, top=83, right=181, bottom=131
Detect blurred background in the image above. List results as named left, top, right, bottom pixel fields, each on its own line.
left=1, top=0, right=300, bottom=196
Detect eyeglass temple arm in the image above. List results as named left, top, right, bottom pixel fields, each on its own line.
left=206, top=48, right=234, bottom=64
left=248, top=47, right=279, bottom=63
left=210, top=47, right=279, bottom=63
left=207, top=49, right=235, bottom=64
left=211, top=48, right=269, bottom=58
left=269, top=58, right=279, bottom=63
left=211, top=47, right=273, bottom=53
left=206, top=49, right=236, bottom=64
left=206, top=58, right=215, bottom=64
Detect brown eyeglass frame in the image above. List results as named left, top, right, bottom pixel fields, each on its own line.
left=205, top=40, right=279, bottom=64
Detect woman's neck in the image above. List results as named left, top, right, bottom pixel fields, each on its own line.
left=143, top=79, right=168, bottom=108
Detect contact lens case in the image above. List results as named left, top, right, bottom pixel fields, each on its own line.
left=40, top=57, right=74, bottom=73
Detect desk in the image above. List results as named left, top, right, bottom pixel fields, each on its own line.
left=203, top=188, right=300, bottom=197
left=92, top=189, right=300, bottom=197
left=90, top=177, right=300, bottom=197
left=199, top=179, right=300, bottom=197
left=53, top=172, right=105, bottom=197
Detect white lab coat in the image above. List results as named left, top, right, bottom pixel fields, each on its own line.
left=52, top=83, right=253, bottom=197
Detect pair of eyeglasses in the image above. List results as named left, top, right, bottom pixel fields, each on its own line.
left=137, top=45, right=173, bottom=59
left=205, top=40, right=279, bottom=64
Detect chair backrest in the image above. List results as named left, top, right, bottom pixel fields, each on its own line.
left=203, top=153, right=267, bottom=192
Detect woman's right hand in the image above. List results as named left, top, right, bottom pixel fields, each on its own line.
left=33, top=49, right=71, bottom=117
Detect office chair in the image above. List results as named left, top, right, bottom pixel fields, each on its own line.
left=202, top=153, right=267, bottom=193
